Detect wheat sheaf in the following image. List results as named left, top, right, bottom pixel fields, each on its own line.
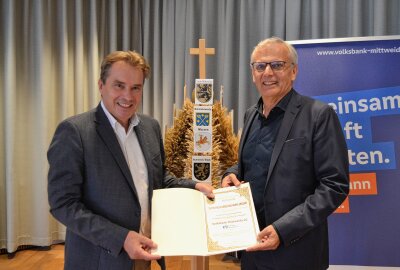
left=164, top=99, right=239, bottom=188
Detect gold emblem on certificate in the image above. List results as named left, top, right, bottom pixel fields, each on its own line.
left=192, top=156, right=212, bottom=183
left=195, top=79, right=213, bottom=105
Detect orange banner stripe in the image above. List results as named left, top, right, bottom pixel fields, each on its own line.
left=349, top=173, right=377, bottom=195
left=335, top=196, right=350, bottom=213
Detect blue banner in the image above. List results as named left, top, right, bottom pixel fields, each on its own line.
left=293, top=37, right=400, bottom=267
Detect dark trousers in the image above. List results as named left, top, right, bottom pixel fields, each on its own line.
left=241, top=250, right=276, bottom=270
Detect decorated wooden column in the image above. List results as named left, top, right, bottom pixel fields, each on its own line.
left=164, top=38, right=239, bottom=270
left=190, top=38, right=215, bottom=270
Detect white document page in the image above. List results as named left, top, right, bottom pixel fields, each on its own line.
left=151, top=183, right=259, bottom=256
left=151, top=188, right=207, bottom=256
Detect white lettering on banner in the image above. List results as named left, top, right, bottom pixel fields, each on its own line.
left=316, top=46, right=400, bottom=56
left=348, top=149, right=390, bottom=165
left=343, top=121, right=363, bottom=139
left=328, top=95, right=400, bottom=115
left=350, top=180, right=371, bottom=191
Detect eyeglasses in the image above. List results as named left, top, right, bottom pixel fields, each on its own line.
left=250, top=61, right=290, bottom=72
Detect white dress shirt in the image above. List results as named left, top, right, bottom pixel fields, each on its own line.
left=101, top=101, right=150, bottom=238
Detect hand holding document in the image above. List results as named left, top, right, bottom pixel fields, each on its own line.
left=151, top=183, right=259, bottom=256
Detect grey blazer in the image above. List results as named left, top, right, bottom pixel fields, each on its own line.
left=48, top=104, right=195, bottom=270
left=225, top=90, right=349, bottom=270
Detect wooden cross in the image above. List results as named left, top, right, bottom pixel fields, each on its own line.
left=190, top=39, right=215, bottom=79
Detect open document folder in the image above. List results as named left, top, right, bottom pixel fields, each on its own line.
left=151, top=183, right=260, bottom=256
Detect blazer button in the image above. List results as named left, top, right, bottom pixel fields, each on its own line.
left=290, top=237, right=299, bottom=244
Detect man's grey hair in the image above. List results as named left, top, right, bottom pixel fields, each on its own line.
left=251, top=37, right=298, bottom=65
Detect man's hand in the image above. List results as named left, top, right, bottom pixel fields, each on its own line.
left=123, top=231, right=161, bottom=260
left=195, top=183, right=214, bottom=199
left=246, top=225, right=280, bottom=251
left=221, top=173, right=242, bottom=187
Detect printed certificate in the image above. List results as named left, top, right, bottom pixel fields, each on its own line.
left=151, top=183, right=259, bottom=256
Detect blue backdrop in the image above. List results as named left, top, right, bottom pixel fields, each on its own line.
left=293, top=36, right=400, bottom=267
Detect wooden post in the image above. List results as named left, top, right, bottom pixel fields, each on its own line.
left=191, top=256, right=209, bottom=270
left=163, top=124, right=168, bottom=140
left=230, top=110, right=234, bottom=133
left=220, top=85, right=224, bottom=106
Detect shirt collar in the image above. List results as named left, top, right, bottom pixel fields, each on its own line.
left=101, top=101, right=140, bottom=131
left=256, top=89, right=293, bottom=115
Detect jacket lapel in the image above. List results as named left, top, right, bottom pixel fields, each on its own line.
left=266, top=90, right=302, bottom=183
left=238, top=106, right=258, bottom=179
left=134, top=120, right=154, bottom=199
left=94, top=104, right=138, bottom=197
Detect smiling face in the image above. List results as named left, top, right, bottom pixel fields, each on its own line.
left=98, top=61, right=144, bottom=129
left=251, top=42, right=298, bottom=102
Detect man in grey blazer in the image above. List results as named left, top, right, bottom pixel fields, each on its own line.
left=48, top=51, right=213, bottom=270
left=222, top=37, right=349, bottom=269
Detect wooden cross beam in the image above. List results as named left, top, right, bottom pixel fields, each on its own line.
left=190, top=39, right=215, bottom=79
